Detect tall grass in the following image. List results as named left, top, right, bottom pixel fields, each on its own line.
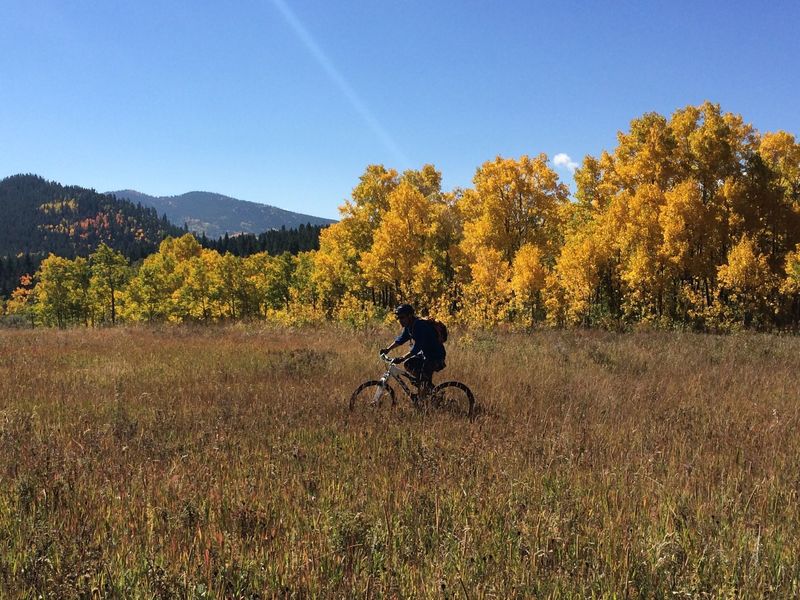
left=0, top=324, right=798, bottom=597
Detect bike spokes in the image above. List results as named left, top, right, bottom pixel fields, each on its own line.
left=349, top=380, right=396, bottom=411
left=430, top=381, right=476, bottom=419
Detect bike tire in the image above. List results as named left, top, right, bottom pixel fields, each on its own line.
left=349, top=380, right=397, bottom=411
left=430, top=381, right=476, bottom=419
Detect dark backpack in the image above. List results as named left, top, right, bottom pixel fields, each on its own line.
left=427, top=318, right=448, bottom=344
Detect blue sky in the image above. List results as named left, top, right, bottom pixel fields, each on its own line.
left=2, top=1, right=798, bottom=219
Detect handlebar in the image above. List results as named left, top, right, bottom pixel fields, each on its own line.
left=379, top=352, right=405, bottom=364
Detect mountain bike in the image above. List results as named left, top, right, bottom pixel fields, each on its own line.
left=349, top=353, right=476, bottom=419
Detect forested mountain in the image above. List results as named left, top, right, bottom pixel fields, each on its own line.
left=0, top=174, right=184, bottom=295
left=109, top=190, right=336, bottom=238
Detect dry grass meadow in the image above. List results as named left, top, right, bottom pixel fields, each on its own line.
left=0, top=324, right=799, bottom=598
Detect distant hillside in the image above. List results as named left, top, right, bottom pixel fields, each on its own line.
left=0, top=174, right=184, bottom=295
left=109, top=190, right=336, bottom=238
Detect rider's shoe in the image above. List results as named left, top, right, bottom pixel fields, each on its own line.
left=418, top=382, right=432, bottom=399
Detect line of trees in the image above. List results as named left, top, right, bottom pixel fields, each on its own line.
left=198, top=224, right=324, bottom=256
left=3, top=103, right=799, bottom=330
left=2, top=238, right=314, bottom=327
left=0, top=224, right=326, bottom=301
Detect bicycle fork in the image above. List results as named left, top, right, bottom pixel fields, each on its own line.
left=372, top=375, right=389, bottom=405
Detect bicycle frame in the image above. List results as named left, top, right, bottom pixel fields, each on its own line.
left=374, top=353, right=418, bottom=404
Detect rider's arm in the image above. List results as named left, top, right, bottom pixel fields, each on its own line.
left=381, top=340, right=401, bottom=353
left=380, top=342, right=415, bottom=364
left=395, top=342, right=422, bottom=363
left=398, top=349, right=416, bottom=362
left=381, top=327, right=411, bottom=355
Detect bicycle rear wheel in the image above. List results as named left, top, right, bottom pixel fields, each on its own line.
left=430, top=381, right=476, bottom=419
left=349, top=380, right=396, bottom=411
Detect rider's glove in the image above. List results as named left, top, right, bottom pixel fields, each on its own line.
left=391, top=356, right=405, bottom=364
left=379, top=348, right=390, bottom=355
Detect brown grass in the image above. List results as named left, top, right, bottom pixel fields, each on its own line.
left=0, top=324, right=799, bottom=597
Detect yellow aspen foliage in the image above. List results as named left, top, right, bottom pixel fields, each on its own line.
left=574, top=155, right=605, bottom=212
left=759, top=131, right=800, bottom=238
left=312, top=221, right=363, bottom=311
left=718, top=178, right=751, bottom=244
left=600, top=185, right=671, bottom=320
left=339, top=164, right=399, bottom=252
left=782, top=245, right=800, bottom=295
left=172, top=249, right=223, bottom=322
left=510, top=243, right=547, bottom=325
left=659, top=179, right=717, bottom=279
left=28, top=255, right=93, bottom=327
left=400, top=164, right=442, bottom=199
left=68, top=257, right=92, bottom=326
left=551, top=101, right=798, bottom=328
left=612, top=112, right=677, bottom=190
left=123, top=251, right=179, bottom=323
left=264, top=253, right=324, bottom=326
left=288, top=251, right=318, bottom=306
left=410, top=256, right=445, bottom=310
left=760, top=131, right=800, bottom=191
left=215, top=252, right=253, bottom=319
left=546, top=224, right=612, bottom=326
left=688, top=105, right=747, bottom=189
left=568, top=153, right=617, bottom=234
left=34, top=255, right=77, bottom=328
left=780, top=245, right=800, bottom=326
left=607, top=185, right=663, bottom=256
left=312, top=165, right=452, bottom=312
left=360, top=180, right=443, bottom=301
left=333, top=293, right=379, bottom=328
left=159, top=234, right=203, bottom=262
left=542, top=272, right=567, bottom=327
left=7, top=278, right=37, bottom=326
left=435, top=190, right=468, bottom=280
left=88, top=244, right=130, bottom=325
left=620, top=246, right=670, bottom=323
left=461, top=154, right=569, bottom=264
left=717, top=237, right=778, bottom=327
left=344, top=165, right=399, bottom=219
left=461, top=247, right=511, bottom=326
left=124, top=236, right=209, bottom=323
left=246, top=252, right=295, bottom=316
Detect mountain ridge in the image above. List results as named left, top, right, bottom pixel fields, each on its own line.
left=109, top=189, right=336, bottom=239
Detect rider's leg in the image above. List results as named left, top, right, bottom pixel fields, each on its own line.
left=421, top=359, right=446, bottom=394
left=404, top=356, right=424, bottom=382
left=404, top=356, right=426, bottom=403
left=418, top=359, right=438, bottom=396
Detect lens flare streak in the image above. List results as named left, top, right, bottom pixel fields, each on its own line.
left=269, top=0, right=411, bottom=167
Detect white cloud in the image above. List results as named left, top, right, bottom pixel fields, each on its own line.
left=553, top=153, right=579, bottom=173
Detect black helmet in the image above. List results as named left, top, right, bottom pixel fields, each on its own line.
left=393, top=304, right=414, bottom=317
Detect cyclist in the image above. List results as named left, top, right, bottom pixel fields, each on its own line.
left=380, top=304, right=446, bottom=395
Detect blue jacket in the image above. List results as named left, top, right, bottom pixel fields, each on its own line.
left=395, top=318, right=446, bottom=362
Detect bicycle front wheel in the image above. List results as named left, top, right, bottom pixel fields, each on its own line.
left=349, top=380, right=396, bottom=411
left=431, top=381, right=476, bottom=419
